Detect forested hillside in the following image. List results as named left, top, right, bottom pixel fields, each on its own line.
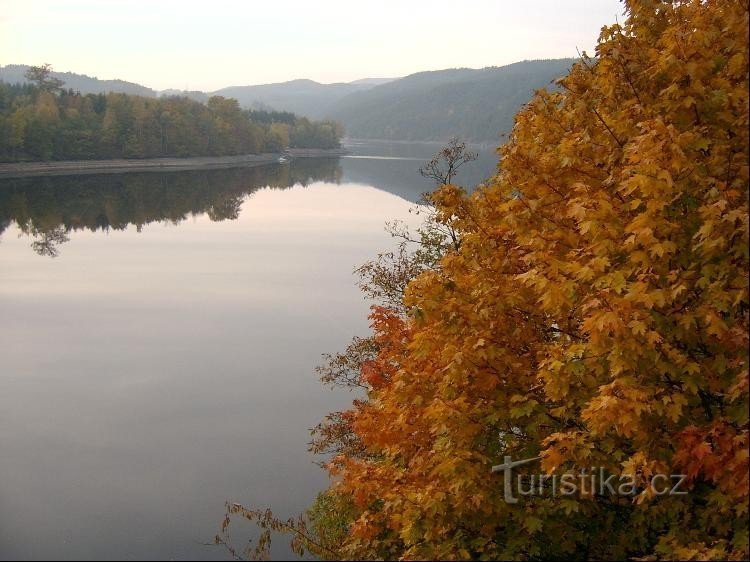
left=212, top=79, right=377, bottom=119
left=0, top=64, right=157, bottom=97
left=329, top=59, right=575, bottom=142
left=212, top=62, right=577, bottom=142
left=0, top=69, right=342, bottom=162
left=1, top=61, right=577, bottom=143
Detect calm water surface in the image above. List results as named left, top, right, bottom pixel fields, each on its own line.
left=0, top=141, right=495, bottom=560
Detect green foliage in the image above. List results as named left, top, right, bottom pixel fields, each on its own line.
left=0, top=76, right=343, bottom=162
left=288, top=117, right=343, bottom=149
left=213, top=78, right=370, bottom=119
left=24, top=64, right=64, bottom=93
left=305, top=491, right=357, bottom=560
left=330, top=59, right=576, bottom=142
left=1, top=63, right=157, bottom=97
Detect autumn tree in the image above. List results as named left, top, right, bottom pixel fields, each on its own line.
left=419, top=136, right=478, bottom=186
left=219, top=0, right=749, bottom=560
left=0, top=86, right=343, bottom=161
left=267, top=122, right=291, bottom=151
left=24, top=63, right=64, bottom=93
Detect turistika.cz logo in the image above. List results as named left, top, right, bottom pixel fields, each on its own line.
left=491, top=456, right=688, bottom=504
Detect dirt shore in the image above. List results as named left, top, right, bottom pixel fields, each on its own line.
left=0, top=147, right=349, bottom=179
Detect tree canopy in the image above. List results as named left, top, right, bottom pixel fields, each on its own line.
left=0, top=76, right=342, bottom=162
left=219, top=0, right=749, bottom=559
left=24, top=64, right=65, bottom=92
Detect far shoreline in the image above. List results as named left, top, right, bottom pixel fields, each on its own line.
left=0, top=147, right=349, bottom=179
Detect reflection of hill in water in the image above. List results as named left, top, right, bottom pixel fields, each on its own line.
left=0, top=159, right=342, bottom=256
left=0, top=141, right=497, bottom=257
left=340, top=139, right=497, bottom=201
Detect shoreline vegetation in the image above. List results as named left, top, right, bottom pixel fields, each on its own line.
left=0, top=147, right=349, bottom=178
left=0, top=64, right=344, bottom=167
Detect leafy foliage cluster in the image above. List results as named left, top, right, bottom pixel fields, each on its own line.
left=0, top=67, right=343, bottom=162
left=219, top=0, right=749, bottom=560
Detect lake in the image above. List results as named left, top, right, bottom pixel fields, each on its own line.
left=0, top=140, right=496, bottom=560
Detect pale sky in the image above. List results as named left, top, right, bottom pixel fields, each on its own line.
left=1, top=0, right=625, bottom=92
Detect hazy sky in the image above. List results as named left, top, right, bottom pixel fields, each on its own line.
left=1, top=0, right=625, bottom=91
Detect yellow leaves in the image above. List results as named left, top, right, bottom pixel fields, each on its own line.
left=541, top=431, right=594, bottom=468
left=704, top=309, right=729, bottom=337
left=727, top=51, right=748, bottom=77
left=509, top=394, right=539, bottom=419
left=656, top=168, right=675, bottom=189
left=627, top=318, right=648, bottom=336
left=540, top=447, right=565, bottom=474
left=308, top=1, right=750, bottom=559
left=589, top=256, right=611, bottom=273
left=581, top=381, right=652, bottom=438
left=523, top=515, right=544, bottom=534
left=661, top=392, right=689, bottom=423
left=605, top=270, right=628, bottom=294
left=624, top=212, right=657, bottom=247
left=671, top=282, right=688, bottom=300
left=583, top=310, right=624, bottom=336
left=566, top=195, right=591, bottom=221
left=648, top=240, right=677, bottom=259
left=34, top=91, right=61, bottom=123
left=623, top=281, right=668, bottom=310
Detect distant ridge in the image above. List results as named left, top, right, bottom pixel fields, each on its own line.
left=1, top=60, right=576, bottom=142
left=158, top=89, right=210, bottom=103
left=211, top=78, right=376, bottom=119
left=348, top=77, right=397, bottom=86
left=0, top=64, right=156, bottom=97
left=329, top=59, right=576, bottom=142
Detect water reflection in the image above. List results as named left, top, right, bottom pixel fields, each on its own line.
left=0, top=171, right=415, bottom=561
left=0, top=140, right=498, bottom=560
left=340, top=139, right=497, bottom=200
left=0, top=159, right=342, bottom=258
left=0, top=141, right=496, bottom=259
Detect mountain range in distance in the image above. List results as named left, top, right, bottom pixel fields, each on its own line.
left=0, top=60, right=575, bottom=142
left=0, top=64, right=156, bottom=97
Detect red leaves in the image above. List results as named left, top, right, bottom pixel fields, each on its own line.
left=675, top=424, right=750, bottom=499
left=304, top=1, right=750, bottom=559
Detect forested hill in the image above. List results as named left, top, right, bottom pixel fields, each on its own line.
left=0, top=65, right=396, bottom=118
left=329, top=59, right=576, bottom=142
left=0, top=64, right=157, bottom=97
left=0, top=81, right=342, bottom=162
left=212, top=79, right=383, bottom=119
left=1, top=60, right=575, bottom=144
left=210, top=62, right=575, bottom=141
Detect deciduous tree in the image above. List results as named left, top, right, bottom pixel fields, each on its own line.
left=220, top=0, right=749, bottom=559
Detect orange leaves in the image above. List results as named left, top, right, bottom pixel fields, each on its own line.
left=305, top=1, right=749, bottom=560
left=581, top=380, right=652, bottom=438
left=674, top=423, right=750, bottom=500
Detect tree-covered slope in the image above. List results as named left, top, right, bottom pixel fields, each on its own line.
left=212, top=79, right=374, bottom=119
left=1, top=61, right=577, bottom=142
left=0, top=64, right=157, bottom=97
left=0, top=78, right=342, bottom=162
left=330, top=59, right=576, bottom=142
